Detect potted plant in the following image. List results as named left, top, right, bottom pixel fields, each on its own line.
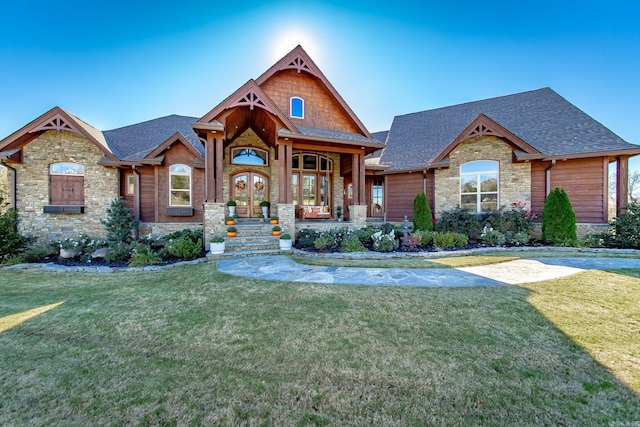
left=336, top=206, right=343, bottom=222
left=209, top=236, right=225, bottom=254
left=258, top=213, right=265, bottom=222
left=259, top=200, right=270, bottom=218
left=270, top=215, right=279, bottom=224
left=59, top=238, right=80, bottom=258
left=225, top=216, right=235, bottom=225
left=226, top=226, right=237, bottom=238
left=279, top=233, right=293, bottom=250
left=227, top=200, right=237, bottom=216
left=271, top=225, right=281, bottom=236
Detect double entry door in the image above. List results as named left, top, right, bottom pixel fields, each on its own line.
left=231, top=172, right=268, bottom=218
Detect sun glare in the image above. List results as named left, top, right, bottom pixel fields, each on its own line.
left=271, top=29, right=323, bottom=62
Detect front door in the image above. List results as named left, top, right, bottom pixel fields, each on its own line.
left=231, top=172, right=269, bottom=218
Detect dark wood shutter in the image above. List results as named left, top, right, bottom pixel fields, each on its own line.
left=50, top=175, right=84, bottom=205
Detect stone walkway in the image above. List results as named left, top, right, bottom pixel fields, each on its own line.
left=217, top=255, right=640, bottom=287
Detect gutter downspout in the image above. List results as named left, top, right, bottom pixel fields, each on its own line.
left=1, top=160, right=17, bottom=209
left=545, top=159, right=556, bottom=197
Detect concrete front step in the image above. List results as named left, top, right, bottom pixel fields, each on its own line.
left=208, top=248, right=292, bottom=258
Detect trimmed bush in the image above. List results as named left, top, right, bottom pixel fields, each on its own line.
left=542, top=188, right=577, bottom=244
left=166, top=236, right=202, bottom=259
left=314, top=233, right=336, bottom=251
left=372, top=229, right=399, bottom=252
left=340, top=232, right=368, bottom=252
left=413, top=192, right=433, bottom=231
left=296, top=229, right=320, bottom=249
left=435, top=207, right=483, bottom=240
left=433, top=232, right=468, bottom=249
left=129, top=244, right=162, bottom=267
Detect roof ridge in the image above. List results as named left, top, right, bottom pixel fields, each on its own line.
left=104, top=114, right=198, bottom=132
left=393, top=87, right=553, bottom=119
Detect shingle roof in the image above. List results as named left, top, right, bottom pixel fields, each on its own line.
left=293, top=125, right=383, bottom=145
left=104, top=115, right=202, bottom=161
left=380, top=88, right=639, bottom=172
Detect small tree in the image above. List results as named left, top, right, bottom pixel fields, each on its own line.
left=542, top=187, right=577, bottom=244
left=101, top=197, right=139, bottom=245
left=0, top=195, right=32, bottom=262
left=413, top=192, right=433, bottom=231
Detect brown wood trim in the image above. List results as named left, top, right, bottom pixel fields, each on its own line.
left=290, top=141, right=373, bottom=155
left=133, top=169, right=140, bottom=220
left=205, top=133, right=215, bottom=202
left=146, top=132, right=204, bottom=161
left=617, top=156, right=629, bottom=216
left=215, top=138, right=224, bottom=202
left=359, top=153, right=365, bottom=206
left=603, top=157, right=609, bottom=222
left=154, top=166, right=159, bottom=222
left=278, top=143, right=286, bottom=204
left=352, top=154, right=360, bottom=204
left=285, top=142, right=293, bottom=204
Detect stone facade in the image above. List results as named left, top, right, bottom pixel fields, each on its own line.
left=14, top=130, right=119, bottom=241
left=0, top=163, right=8, bottom=203
left=434, top=136, right=531, bottom=213
left=139, top=222, right=203, bottom=238
left=203, top=202, right=226, bottom=241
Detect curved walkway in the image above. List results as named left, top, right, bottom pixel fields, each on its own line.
left=217, top=256, right=640, bottom=287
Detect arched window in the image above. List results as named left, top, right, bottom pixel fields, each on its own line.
left=460, top=160, right=499, bottom=213
left=231, top=147, right=268, bottom=166
left=169, top=164, right=191, bottom=206
left=290, top=97, right=304, bottom=119
left=49, top=162, right=84, bottom=206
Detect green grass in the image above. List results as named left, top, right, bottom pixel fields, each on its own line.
left=1, top=262, right=639, bottom=426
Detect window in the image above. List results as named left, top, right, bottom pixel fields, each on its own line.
left=460, top=160, right=499, bottom=212
left=126, top=174, right=135, bottom=195
left=231, top=147, right=268, bottom=166
left=169, top=164, right=191, bottom=206
left=290, top=97, right=304, bottom=118
left=292, top=153, right=333, bottom=211
left=49, top=162, right=84, bottom=206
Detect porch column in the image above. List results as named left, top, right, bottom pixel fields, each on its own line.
left=352, top=154, right=360, bottom=205
left=359, top=152, right=366, bottom=205
left=215, top=138, right=224, bottom=203
left=277, top=140, right=293, bottom=204
left=205, top=133, right=215, bottom=202
left=617, top=156, right=629, bottom=216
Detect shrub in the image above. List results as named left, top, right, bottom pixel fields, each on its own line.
left=413, top=192, right=434, bottom=231
left=542, top=188, right=577, bottom=244
left=20, top=245, right=57, bottom=263
left=481, top=226, right=506, bottom=246
left=340, top=232, right=368, bottom=252
left=600, top=201, right=640, bottom=248
left=413, top=229, right=434, bottom=246
left=314, top=233, right=336, bottom=251
left=101, top=197, right=139, bottom=245
left=372, top=229, right=399, bottom=252
left=0, top=195, right=33, bottom=263
left=435, top=207, right=483, bottom=240
left=357, top=226, right=379, bottom=245
left=484, top=201, right=536, bottom=237
left=166, top=236, right=202, bottom=259
left=433, top=232, right=468, bottom=249
left=162, top=228, right=203, bottom=244
left=296, top=229, right=320, bottom=248
left=403, top=233, right=422, bottom=250
left=129, top=244, right=163, bottom=267
left=105, top=242, right=132, bottom=263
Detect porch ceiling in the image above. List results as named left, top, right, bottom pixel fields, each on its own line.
left=224, top=107, right=278, bottom=147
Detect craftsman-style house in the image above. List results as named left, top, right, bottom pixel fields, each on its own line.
left=1, top=45, right=638, bottom=243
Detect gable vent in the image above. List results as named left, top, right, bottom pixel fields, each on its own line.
left=30, top=113, right=82, bottom=136
left=466, top=123, right=501, bottom=139
left=229, top=89, right=275, bottom=114
left=283, top=54, right=319, bottom=77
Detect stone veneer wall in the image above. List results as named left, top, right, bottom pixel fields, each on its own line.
left=14, top=130, right=119, bottom=241
left=139, top=222, right=203, bottom=238
left=0, top=163, right=9, bottom=203
left=434, top=136, right=531, bottom=214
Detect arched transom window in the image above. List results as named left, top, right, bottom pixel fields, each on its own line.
left=460, top=160, right=499, bottom=213
left=170, top=164, right=191, bottom=206
left=231, top=147, right=268, bottom=166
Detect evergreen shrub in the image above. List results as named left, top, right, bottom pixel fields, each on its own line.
left=542, top=188, right=577, bottom=244
left=413, top=192, right=433, bottom=231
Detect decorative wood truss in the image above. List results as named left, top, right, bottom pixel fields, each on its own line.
left=29, top=112, right=83, bottom=137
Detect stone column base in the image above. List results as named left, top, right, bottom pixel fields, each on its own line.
left=277, top=204, right=296, bottom=238
left=349, top=204, right=367, bottom=229
left=203, top=202, right=226, bottom=242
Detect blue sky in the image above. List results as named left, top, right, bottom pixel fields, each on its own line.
left=1, top=1, right=639, bottom=166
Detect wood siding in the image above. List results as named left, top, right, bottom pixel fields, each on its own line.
left=260, top=70, right=360, bottom=133
left=385, top=172, right=433, bottom=222
left=531, top=158, right=608, bottom=223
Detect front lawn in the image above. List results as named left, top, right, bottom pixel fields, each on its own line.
left=0, top=262, right=638, bottom=425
